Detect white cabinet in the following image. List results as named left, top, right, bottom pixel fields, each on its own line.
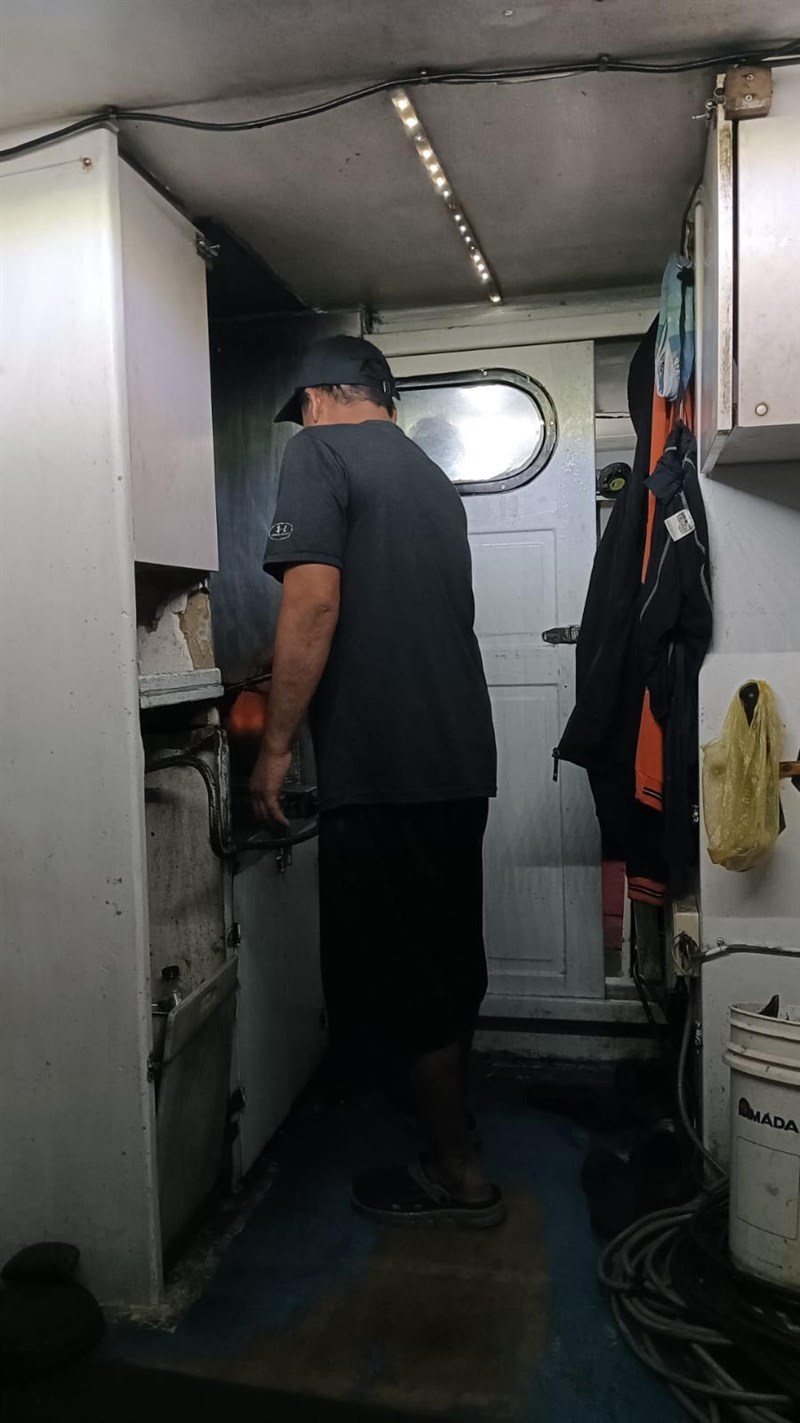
left=119, top=162, right=218, bottom=570
left=695, top=68, right=800, bottom=473
left=0, top=126, right=220, bottom=1308
left=0, top=128, right=161, bottom=1307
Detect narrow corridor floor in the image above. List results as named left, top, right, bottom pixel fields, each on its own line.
left=89, top=1059, right=684, bottom=1420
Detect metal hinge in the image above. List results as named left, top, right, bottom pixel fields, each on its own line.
left=195, top=233, right=220, bottom=267
left=723, top=65, right=773, bottom=120
left=146, top=1054, right=160, bottom=1083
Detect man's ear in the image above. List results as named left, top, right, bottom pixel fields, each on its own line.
left=302, top=388, right=320, bottom=426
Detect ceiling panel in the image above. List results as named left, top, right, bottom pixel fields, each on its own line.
left=1, top=1, right=796, bottom=309
left=1, top=0, right=792, bottom=125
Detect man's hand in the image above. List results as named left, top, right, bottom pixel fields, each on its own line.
left=249, top=745, right=293, bottom=826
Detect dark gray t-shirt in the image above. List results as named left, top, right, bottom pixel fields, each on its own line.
left=263, top=421, right=496, bottom=812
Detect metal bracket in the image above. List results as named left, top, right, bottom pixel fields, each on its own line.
left=723, top=65, right=773, bottom=121
left=275, top=846, right=293, bottom=875
left=195, top=233, right=221, bottom=267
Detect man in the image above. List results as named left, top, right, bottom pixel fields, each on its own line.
left=250, top=335, right=503, bottom=1228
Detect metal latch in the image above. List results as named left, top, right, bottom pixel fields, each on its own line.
left=195, top=233, right=221, bottom=267
left=723, top=65, right=773, bottom=120
left=542, top=626, right=581, bottom=645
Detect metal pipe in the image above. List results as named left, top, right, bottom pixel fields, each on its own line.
left=145, top=732, right=318, bottom=857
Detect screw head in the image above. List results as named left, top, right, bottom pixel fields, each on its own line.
left=81, top=156, right=93, bottom=169
left=755, top=401, right=769, bottom=417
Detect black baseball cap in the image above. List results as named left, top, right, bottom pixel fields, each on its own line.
left=275, top=335, right=400, bottom=425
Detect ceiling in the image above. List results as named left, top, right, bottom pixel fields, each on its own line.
left=1, top=1, right=796, bottom=310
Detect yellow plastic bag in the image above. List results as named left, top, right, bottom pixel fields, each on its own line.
left=702, top=680, right=784, bottom=872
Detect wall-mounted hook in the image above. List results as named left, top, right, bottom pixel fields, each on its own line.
left=738, top=681, right=760, bottom=726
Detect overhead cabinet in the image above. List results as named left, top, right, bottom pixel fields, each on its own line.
left=119, top=160, right=218, bottom=569
left=695, top=68, right=800, bottom=472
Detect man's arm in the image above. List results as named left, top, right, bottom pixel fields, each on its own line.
left=250, top=563, right=340, bottom=824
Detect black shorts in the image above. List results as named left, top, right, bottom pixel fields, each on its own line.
left=318, top=799, right=489, bottom=1062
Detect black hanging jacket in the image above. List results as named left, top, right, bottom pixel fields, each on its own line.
left=557, top=323, right=711, bottom=893
left=637, top=420, right=712, bottom=889
left=556, top=321, right=656, bottom=853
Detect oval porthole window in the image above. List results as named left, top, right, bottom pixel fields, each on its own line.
left=396, top=369, right=557, bottom=493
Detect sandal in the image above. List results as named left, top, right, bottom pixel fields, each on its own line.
left=351, top=1156, right=505, bottom=1229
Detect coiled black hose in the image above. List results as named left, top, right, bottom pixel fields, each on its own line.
left=599, top=994, right=799, bottom=1419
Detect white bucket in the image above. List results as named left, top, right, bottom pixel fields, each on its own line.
left=724, top=1002, right=800, bottom=1291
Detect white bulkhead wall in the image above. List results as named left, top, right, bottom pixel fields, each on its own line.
left=0, top=128, right=161, bottom=1304
left=699, top=480, right=800, bottom=1162
left=697, top=66, right=800, bottom=1161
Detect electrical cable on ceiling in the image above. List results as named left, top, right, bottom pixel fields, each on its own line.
left=1, top=41, right=799, bottom=160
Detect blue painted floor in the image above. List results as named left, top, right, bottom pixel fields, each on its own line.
left=109, top=1059, right=683, bottom=1422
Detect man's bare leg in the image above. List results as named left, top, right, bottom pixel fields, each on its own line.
left=410, top=1040, right=490, bottom=1202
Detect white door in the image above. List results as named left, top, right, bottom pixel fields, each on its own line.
left=393, top=342, right=603, bottom=1010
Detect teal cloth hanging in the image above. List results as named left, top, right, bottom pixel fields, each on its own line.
left=655, top=254, right=695, bottom=402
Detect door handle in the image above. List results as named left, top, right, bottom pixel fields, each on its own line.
left=542, top=625, right=581, bottom=645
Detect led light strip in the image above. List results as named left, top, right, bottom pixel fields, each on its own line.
left=390, top=88, right=502, bottom=304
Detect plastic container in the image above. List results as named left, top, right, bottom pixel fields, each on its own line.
left=724, top=1001, right=800, bottom=1291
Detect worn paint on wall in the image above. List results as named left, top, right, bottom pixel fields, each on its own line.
left=179, top=589, right=215, bottom=670
left=137, top=584, right=215, bottom=675
left=145, top=759, right=228, bottom=993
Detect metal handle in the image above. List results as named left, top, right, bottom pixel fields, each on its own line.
left=542, top=625, right=581, bottom=646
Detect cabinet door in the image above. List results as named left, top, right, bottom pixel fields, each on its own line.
left=234, top=840, right=325, bottom=1176
left=119, top=161, right=218, bottom=570
left=694, top=110, right=734, bottom=476
left=735, top=71, right=800, bottom=454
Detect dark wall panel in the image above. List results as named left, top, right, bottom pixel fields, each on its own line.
left=209, top=312, right=357, bottom=684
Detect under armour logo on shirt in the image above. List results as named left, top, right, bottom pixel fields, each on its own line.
left=269, top=521, right=294, bottom=541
